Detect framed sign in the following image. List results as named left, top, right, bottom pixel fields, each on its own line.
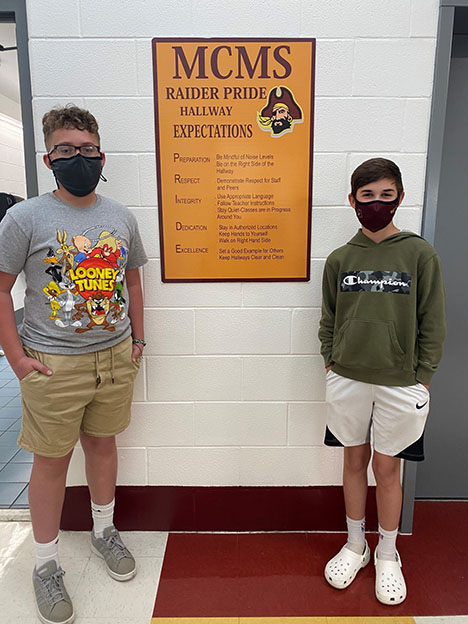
left=152, top=38, right=315, bottom=282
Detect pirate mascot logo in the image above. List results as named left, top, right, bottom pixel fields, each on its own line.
left=257, top=86, right=303, bottom=137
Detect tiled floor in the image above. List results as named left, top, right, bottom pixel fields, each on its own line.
left=0, top=354, right=467, bottom=623
left=152, top=501, right=468, bottom=623
left=0, top=521, right=167, bottom=624
left=152, top=503, right=468, bottom=620
left=0, top=519, right=467, bottom=624
left=0, top=355, right=33, bottom=508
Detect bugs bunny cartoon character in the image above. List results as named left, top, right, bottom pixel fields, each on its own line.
left=55, top=274, right=82, bottom=328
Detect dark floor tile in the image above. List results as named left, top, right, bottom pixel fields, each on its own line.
left=10, top=448, right=32, bottom=463
left=0, top=397, right=15, bottom=408
left=0, top=462, right=32, bottom=483
left=0, top=388, right=19, bottom=399
left=153, top=504, right=468, bottom=618
left=154, top=533, right=240, bottom=617
left=0, top=396, right=21, bottom=407
left=0, top=431, right=19, bottom=446
left=6, top=418, right=22, bottom=432
left=12, top=484, right=28, bottom=508
left=0, top=418, right=17, bottom=431
left=0, top=447, right=20, bottom=463
left=0, top=407, right=22, bottom=418
left=0, top=482, right=27, bottom=507
left=3, top=377, right=19, bottom=387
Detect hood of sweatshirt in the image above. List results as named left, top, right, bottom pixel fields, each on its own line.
left=347, top=230, right=422, bottom=248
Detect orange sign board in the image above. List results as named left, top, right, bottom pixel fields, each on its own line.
left=152, top=38, right=315, bottom=282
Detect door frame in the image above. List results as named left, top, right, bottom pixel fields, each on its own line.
left=0, top=0, right=37, bottom=198
left=400, top=0, right=467, bottom=533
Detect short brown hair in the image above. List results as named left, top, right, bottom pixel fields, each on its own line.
left=351, top=158, right=403, bottom=197
left=42, top=105, right=100, bottom=149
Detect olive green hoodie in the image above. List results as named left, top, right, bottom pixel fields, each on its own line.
left=318, top=230, right=446, bottom=386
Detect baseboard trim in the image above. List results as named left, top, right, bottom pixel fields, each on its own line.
left=60, top=485, right=377, bottom=531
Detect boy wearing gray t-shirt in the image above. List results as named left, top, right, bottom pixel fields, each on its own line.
left=0, top=106, right=148, bottom=624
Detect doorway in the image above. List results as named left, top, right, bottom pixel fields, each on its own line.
left=0, top=19, right=26, bottom=312
left=0, top=0, right=35, bottom=509
left=415, top=4, right=468, bottom=499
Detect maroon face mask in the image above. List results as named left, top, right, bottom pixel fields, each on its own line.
left=354, top=197, right=400, bottom=232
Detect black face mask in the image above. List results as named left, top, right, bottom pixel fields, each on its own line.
left=354, top=197, right=400, bottom=232
left=50, top=154, right=103, bottom=197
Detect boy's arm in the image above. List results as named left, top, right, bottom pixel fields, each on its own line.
left=0, top=271, right=52, bottom=379
left=416, top=254, right=446, bottom=386
left=126, top=267, right=145, bottom=363
left=318, top=259, right=337, bottom=370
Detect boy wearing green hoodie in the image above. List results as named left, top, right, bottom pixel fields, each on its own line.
left=318, top=158, right=445, bottom=605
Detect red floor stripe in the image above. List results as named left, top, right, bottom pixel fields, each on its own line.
left=153, top=501, right=468, bottom=618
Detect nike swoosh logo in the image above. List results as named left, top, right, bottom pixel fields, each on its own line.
left=416, top=400, right=428, bottom=409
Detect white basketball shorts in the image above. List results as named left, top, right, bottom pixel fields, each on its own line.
left=325, top=370, right=430, bottom=459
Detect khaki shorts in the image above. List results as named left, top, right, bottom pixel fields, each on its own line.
left=18, top=336, right=141, bottom=458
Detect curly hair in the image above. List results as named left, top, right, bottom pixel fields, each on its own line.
left=42, top=105, right=100, bottom=149
left=351, top=158, right=404, bottom=197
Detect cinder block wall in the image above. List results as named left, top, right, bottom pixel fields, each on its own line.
left=25, top=0, right=439, bottom=488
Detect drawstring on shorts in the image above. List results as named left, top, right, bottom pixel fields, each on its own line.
left=95, top=346, right=115, bottom=387
left=110, top=346, right=115, bottom=384
left=95, top=351, right=101, bottom=387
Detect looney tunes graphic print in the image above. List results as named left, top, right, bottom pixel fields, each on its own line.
left=42, top=226, right=128, bottom=333
left=0, top=193, right=148, bottom=354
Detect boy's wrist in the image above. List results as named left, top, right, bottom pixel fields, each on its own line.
left=2, top=346, right=26, bottom=367
left=132, top=338, right=146, bottom=352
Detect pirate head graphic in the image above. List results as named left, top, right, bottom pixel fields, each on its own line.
left=257, top=86, right=303, bottom=137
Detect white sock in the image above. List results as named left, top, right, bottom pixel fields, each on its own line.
left=34, top=534, right=60, bottom=570
left=91, top=499, right=115, bottom=538
left=346, top=516, right=366, bottom=554
left=377, top=525, right=398, bottom=561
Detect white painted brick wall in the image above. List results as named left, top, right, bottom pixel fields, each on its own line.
left=195, top=309, right=291, bottom=354
left=194, top=402, right=287, bottom=446
left=352, top=40, right=436, bottom=97
left=25, top=0, right=439, bottom=488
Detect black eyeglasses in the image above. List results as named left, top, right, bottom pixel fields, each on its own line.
left=48, top=144, right=102, bottom=158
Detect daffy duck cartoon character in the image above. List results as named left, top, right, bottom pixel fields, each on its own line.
left=43, top=248, right=63, bottom=284
left=73, top=291, right=120, bottom=333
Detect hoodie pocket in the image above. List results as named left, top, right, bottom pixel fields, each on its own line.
left=332, top=318, right=405, bottom=370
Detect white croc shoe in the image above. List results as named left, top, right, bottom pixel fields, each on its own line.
left=374, top=549, right=407, bottom=605
left=324, top=541, right=370, bottom=589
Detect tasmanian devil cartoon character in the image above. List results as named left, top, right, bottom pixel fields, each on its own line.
left=73, top=291, right=119, bottom=332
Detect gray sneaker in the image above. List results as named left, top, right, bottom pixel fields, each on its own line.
left=32, top=561, right=75, bottom=624
left=91, top=525, right=136, bottom=581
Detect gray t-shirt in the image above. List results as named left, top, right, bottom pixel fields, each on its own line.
left=0, top=192, right=148, bottom=354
